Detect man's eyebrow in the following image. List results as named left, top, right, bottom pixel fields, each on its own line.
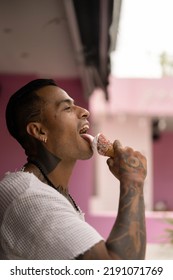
left=56, top=98, right=74, bottom=107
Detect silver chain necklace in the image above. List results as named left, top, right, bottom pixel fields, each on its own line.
left=26, top=160, right=80, bottom=212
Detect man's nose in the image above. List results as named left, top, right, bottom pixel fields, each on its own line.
left=77, top=106, right=90, bottom=119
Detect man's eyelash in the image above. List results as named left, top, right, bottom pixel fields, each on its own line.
left=64, top=106, right=71, bottom=110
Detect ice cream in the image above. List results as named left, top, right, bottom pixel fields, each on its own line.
left=95, top=133, right=114, bottom=157
left=82, top=133, right=114, bottom=157
left=93, top=133, right=114, bottom=157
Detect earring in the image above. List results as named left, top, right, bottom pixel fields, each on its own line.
left=42, top=137, right=47, bottom=143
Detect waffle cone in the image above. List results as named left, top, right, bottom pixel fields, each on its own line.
left=103, top=146, right=114, bottom=157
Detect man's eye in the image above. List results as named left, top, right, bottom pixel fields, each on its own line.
left=64, top=106, right=71, bottom=111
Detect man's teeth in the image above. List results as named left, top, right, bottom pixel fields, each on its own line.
left=80, top=125, right=89, bottom=134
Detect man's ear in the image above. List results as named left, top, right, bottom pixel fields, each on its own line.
left=26, top=122, right=47, bottom=142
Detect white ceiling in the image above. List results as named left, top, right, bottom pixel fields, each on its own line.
left=0, top=0, right=79, bottom=78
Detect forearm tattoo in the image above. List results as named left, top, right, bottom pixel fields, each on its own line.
left=106, top=166, right=146, bottom=259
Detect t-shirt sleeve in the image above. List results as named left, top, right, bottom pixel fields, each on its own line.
left=1, top=188, right=103, bottom=259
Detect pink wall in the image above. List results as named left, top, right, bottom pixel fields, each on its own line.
left=108, top=76, right=173, bottom=116
left=153, top=132, right=173, bottom=211
left=1, top=74, right=172, bottom=244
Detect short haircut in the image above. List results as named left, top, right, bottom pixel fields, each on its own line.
left=6, top=79, right=57, bottom=148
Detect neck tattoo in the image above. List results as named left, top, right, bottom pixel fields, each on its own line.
left=26, top=160, right=79, bottom=212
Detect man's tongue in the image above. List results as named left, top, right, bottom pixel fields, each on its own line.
left=80, top=133, right=94, bottom=145
left=80, top=133, right=101, bottom=153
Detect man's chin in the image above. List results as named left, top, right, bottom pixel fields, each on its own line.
left=80, top=150, right=94, bottom=160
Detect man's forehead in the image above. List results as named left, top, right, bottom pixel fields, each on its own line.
left=37, top=85, right=71, bottom=101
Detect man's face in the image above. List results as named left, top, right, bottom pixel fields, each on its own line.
left=37, top=85, right=93, bottom=161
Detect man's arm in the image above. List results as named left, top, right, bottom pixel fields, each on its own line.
left=77, top=140, right=147, bottom=260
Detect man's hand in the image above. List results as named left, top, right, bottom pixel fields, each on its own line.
left=107, top=140, right=147, bottom=184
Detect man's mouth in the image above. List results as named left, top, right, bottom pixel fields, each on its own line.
left=79, top=124, right=89, bottom=135
left=79, top=124, right=93, bottom=145
left=79, top=125, right=95, bottom=148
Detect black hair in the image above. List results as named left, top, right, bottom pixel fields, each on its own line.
left=5, top=79, right=57, bottom=149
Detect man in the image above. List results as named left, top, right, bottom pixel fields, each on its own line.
left=0, top=79, right=147, bottom=259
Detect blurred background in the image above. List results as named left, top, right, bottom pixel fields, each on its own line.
left=1, top=0, right=173, bottom=259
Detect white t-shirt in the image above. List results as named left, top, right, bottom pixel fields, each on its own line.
left=0, top=171, right=103, bottom=259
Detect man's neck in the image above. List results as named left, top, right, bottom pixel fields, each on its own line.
left=47, top=160, right=76, bottom=190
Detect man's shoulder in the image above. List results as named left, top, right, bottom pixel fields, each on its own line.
left=0, top=171, right=32, bottom=190
left=0, top=172, right=33, bottom=212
